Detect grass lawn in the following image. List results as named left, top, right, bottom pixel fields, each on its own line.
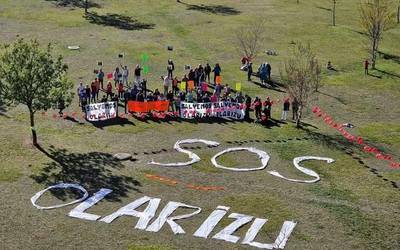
left=0, top=0, right=399, bottom=249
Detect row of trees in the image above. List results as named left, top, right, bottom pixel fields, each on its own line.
left=234, top=0, right=397, bottom=127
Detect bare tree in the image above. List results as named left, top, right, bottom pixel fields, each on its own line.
left=359, top=0, right=395, bottom=69
left=234, top=19, right=266, bottom=61
left=332, top=0, right=337, bottom=26
left=280, top=42, right=321, bottom=128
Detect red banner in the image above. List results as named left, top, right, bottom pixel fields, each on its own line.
left=128, top=101, right=169, bottom=113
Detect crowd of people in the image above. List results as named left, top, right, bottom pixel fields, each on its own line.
left=240, top=56, right=272, bottom=87
left=77, top=59, right=300, bottom=123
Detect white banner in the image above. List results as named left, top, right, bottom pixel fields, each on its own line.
left=85, top=102, right=117, bottom=121
left=180, top=102, right=245, bottom=120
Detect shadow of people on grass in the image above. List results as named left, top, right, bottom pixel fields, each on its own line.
left=88, top=116, right=135, bottom=129
left=178, top=1, right=241, bottom=15
left=31, top=145, right=141, bottom=202
left=0, top=100, right=9, bottom=118
left=46, top=0, right=101, bottom=9
left=84, top=12, right=155, bottom=30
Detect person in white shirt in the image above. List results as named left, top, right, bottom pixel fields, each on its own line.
left=122, top=65, right=129, bottom=85
left=161, top=75, right=170, bottom=95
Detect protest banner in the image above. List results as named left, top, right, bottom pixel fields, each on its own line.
left=85, top=102, right=117, bottom=121
left=180, top=102, right=245, bottom=120
left=188, top=80, right=195, bottom=91
left=215, top=76, right=222, bottom=85
left=236, top=82, right=241, bottom=91
left=128, top=101, right=169, bottom=113
left=180, top=81, right=186, bottom=91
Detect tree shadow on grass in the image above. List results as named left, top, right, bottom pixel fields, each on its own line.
left=316, top=6, right=332, bottom=12
left=378, top=51, right=400, bottom=64
left=319, top=91, right=348, bottom=105
left=84, top=12, right=155, bottom=30
left=46, top=0, right=101, bottom=9
left=301, top=127, right=357, bottom=153
left=179, top=1, right=241, bottom=15
left=374, top=69, right=400, bottom=79
left=31, top=145, right=141, bottom=202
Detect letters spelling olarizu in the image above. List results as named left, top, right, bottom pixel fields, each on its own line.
left=31, top=183, right=296, bottom=249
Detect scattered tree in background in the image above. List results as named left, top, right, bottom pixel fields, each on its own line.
left=233, top=19, right=266, bottom=61
left=359, top=0, right=395, bottom=69
left=332, top=0, right=337, bottom=26
left=0, top=39, right=73, bottom=146
left=281, top=42, right=321, bottom=128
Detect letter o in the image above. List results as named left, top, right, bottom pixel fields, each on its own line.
left=211, top=147, right=270, bottom=171
left=31, top=183, right=89, bottom=210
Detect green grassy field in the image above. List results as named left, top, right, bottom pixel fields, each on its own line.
left=0, top=0, right=399, bottom=249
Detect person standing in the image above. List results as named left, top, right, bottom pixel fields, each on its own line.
left=204, top=63, right=211, bottom=83
left=118, top=82, right=124, bottom=99
left=197, top=64, right=205, bottom=83
left=130, top=85, right=138, bottom=101
left=266, top=63, right=272, bottom=81
left=172, top=77, right=179, bottom=95
left=167, top=59, right=175, bottom=79
left=122, top=65, right=129, bottom=85
left=212, top=63, right=221, bottom=85
left=123, top=89, right=130, bottom=114
left=77, top=82, right=85, bottom=107
left=97, top=69, right=104, bottom=89
left=94, top=78, right=100, bottom=100
left=215, top=82, right=223, bottom=97
left=281, top=98, right=290, bottom=121
left=364, top=59, right=369, bottom=75
left=181, top=74, right=189, bottom=93
left=85, top=84, right=91, bottom=104
left=263, top=97, right=272, bottom=120
left=113, top=67, right=120, bottom=87
left=134, top=64, right=142, bottom=83
left=166, top=90, right=174, bottom=112
left=245, top=94, right=252, bottom=121
left=253, top=97, right=262, bottom=121
left=247, top=62, right=253, bottom=81
left=210, top=91, right=218, bottom=103
left=162, top=75, right=170, bottom=96
left=258, top=63, right=267, bottom=85
left=106, top=81, right=113, bottom=100
left=90, top=81, right=97, bottom=103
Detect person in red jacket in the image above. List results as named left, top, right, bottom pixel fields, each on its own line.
left=263, top=97, right=272, bottom=120
left=106, top=81, right=113, bottom=100
left=118, top=82, right=124, bottom=99
left=253, top=97, right=262, bottom=121
left=364, top=59, right=369, bottom=75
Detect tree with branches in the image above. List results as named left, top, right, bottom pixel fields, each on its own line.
left=359, top=0, right=395, bottom=69
left=233, top=19, right=266, bottom=62
left=0, top=39, right=73, bottom=146
left=280, top=42, right=321, bottom=128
